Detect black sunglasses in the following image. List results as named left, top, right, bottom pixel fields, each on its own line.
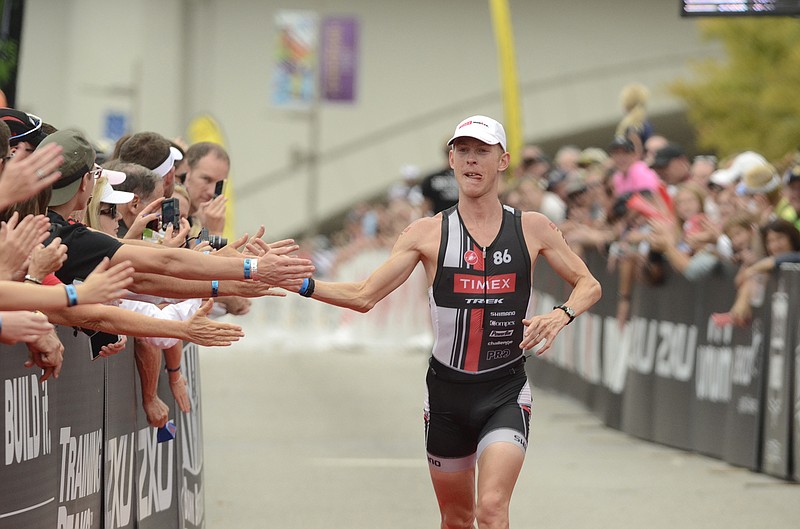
left=99, top=204, right=117, bottom=218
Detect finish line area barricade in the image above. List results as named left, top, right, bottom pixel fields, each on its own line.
left=1, top=249, right=797, bottom=529
left=0, top=336, right=205, bottom=529
left=527, top=252, right=799, bottom=482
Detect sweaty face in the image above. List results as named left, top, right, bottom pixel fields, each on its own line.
left=185, top=154, right=229, bottom=213
left=449, top=138, right=508, bottom=198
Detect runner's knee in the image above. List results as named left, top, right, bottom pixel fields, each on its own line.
left=476, top=490, right=510, bottom=528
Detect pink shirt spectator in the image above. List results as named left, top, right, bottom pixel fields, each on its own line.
left=612, top=160, right=661, bottom=197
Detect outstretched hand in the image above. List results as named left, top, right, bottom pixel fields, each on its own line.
left=185, top=299, right=245, bottom=346
left=254, top=239, right=314, bottom=286
left=76, top=257, right=135, bottom=305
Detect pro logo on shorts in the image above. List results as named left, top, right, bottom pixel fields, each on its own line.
left=464, top=250, right=479, bottom=265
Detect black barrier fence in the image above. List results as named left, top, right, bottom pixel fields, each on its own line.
left=528, top=252, right=799, bottom=481
left=1, top=331, right=205, bottom=528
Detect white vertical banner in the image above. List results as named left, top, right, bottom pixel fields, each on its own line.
left=271, top=10, right=319, bottom=109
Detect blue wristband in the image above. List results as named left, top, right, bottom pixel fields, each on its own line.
left=243, top=259, right=252, bottom=279
left=211, top=280, right=219, bottom=297
left=65, top=284, right=78, bottom=307
left=298, top=277, right=309, bottom=296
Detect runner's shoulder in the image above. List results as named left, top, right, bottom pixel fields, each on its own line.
left=520, top=210, right=554, bottom=229
left=396, top=215, right=441, bottom=248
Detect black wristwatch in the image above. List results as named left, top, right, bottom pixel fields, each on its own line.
left=553, top=304, right=575, bottom=325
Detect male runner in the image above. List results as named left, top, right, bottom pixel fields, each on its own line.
left=295, top=115, right=601, bottom=529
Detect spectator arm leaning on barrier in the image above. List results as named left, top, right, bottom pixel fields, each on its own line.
left=24, top=328, right=64, bottom=382
left=135, top=339, right=170, bottom=428
left=0, top=258, right=134, bottom=310
left=164, top=341, right=191, bottom=413
left=735, top=252, right=800, bottom=288
left=41, top=299, right=243, bottom=347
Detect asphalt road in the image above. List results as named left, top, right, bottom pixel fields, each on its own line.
left=200, top=343, right=799, bottom=529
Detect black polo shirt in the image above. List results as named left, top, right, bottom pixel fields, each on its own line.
left=46, top=211, right=123, bottom=284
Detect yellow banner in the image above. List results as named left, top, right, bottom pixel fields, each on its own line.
left=187, top=115, right=235, bottom=239
left=489, top=0, right=523, bottom=174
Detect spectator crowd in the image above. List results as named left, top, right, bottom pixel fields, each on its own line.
left=0, top=107, right=315, bottom=428
left=313, top=84, right=800, bottom=331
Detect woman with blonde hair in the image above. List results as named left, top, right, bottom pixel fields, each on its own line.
left=615, top=83, right=653, bottom=159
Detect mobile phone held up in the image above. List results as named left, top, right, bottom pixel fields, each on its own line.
left=214, top=180, right=225, bottom=198
left=161, top=198, right=180, bottom=229
left=89, top=331, right=122, bottom=360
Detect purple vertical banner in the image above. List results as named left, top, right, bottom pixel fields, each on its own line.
left=320, top=16, right=358, bottom=102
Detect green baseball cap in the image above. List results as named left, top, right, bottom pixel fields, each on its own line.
left=39, top=129, right=96, bottom=207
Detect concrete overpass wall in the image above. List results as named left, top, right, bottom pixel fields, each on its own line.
left=17, top=0, right=720, bottom=237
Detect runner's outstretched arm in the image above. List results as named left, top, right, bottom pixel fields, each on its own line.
left=298, top=217, right=436, bottom=312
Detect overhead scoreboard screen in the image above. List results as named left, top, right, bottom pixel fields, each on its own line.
left=682, top=1, right=800, bottom=16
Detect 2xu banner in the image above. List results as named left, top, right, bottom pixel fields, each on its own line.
left=526, top=251, right=799, bottom=479
left=0, top=331, right=205, bottom=528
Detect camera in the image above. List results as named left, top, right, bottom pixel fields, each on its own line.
left=198, top=227, right=227, bottom=250
left=214, top=180, right=225, bottom=197
left=161, top=198, right=180, bottom=228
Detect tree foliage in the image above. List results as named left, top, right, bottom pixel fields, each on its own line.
left=671, top=19, right=800, bottom=161
left=0, top=39, right=18, bottom=85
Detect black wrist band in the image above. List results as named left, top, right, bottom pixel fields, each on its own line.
left=299, top=277, right=316, bottom=298
left=165, top=366, right=181, bottom=373
left=553, top=304, right=575, bottom=325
